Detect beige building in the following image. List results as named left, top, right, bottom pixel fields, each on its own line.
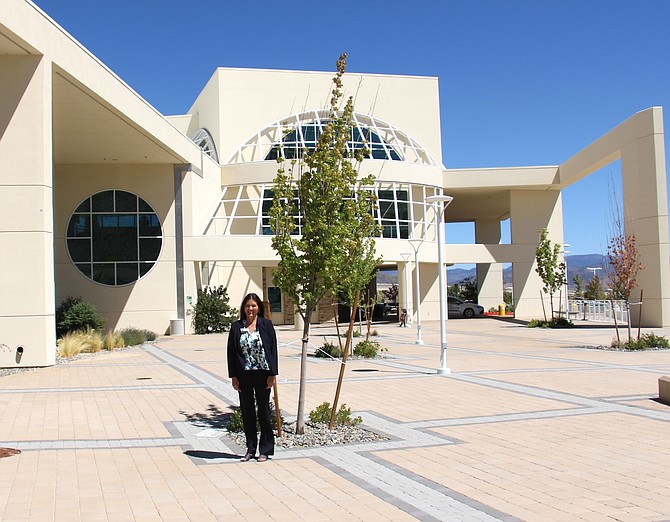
left=1, top=0, right=669, bottom=368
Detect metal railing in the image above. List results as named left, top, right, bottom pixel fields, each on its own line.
left=567, top=300, right=629, bottom=324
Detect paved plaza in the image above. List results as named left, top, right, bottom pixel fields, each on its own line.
left=1, top=318, right=670, bottom=521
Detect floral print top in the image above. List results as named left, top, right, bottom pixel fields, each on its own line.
left=240, top=324, right=270, bottom=371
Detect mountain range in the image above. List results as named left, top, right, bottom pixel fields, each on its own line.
left=377, top=254, right=609, bottom=289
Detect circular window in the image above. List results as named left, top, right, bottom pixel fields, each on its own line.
left=66, top=190, right=163, bottom=286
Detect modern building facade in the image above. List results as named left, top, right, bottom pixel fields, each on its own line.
left=2, top=0, right=669, bottom=368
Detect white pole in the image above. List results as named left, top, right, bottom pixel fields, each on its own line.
left=400, top=253, right=412, bottom=327
left=426, top=195, right=453, bottom=374
left=409, top=239, right=424, bottom=345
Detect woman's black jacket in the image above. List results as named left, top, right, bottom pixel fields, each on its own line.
left=227, top=316, right=278, bottom=378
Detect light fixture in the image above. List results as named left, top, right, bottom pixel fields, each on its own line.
left=425, top=194, right=454, bottom=374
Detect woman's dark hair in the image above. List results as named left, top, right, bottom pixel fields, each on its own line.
left=240, top=293, right=265, bottom=320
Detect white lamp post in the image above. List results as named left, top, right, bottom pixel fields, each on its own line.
left=561, top=245, right=571, bottom=316
left=586, top=267, right=602, bottom=320
left=586, top=267, right=602, bottom=279
left=408, top=238, right=424, bottom=345
left=400, top=252, right=412, bottom=327
left=425, top=194, right=453, bottom=374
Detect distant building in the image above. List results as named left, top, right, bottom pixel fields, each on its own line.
left=1, top=0, right=668, bottom=368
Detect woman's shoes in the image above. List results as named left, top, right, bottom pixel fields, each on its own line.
left=240, top=453, right=254, bottom=462
left=240, top=453, right=269, bottom=462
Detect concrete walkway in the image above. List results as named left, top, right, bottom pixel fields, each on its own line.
left=1, top=318, right=670, bottom=521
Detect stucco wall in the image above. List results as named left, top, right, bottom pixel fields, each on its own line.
left=54, top=164, right=179, bottom=336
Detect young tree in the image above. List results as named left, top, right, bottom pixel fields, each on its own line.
left=460, top=276, right=478, bottom=302
left=329, top=245, right=380, bottom=429
left=572, top=273, right=584, bottom=298
left=605, top=187, right=643, bottom=342
left=607, top=233, right=643, bottom=342
left=448, top=283, right=463, bottom=298
left=535, top=228, right=567, bottom=320
left=584, top=274, right=605, bottom=300
left=269, top=54, right=380, bottom=434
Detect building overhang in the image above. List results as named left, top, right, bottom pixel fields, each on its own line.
left=1, top=0, right=212, bottom=169
left=442, top=166, right=559, bottom=222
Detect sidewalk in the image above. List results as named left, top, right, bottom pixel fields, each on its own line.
left=1, top=318, right=670, bottom=521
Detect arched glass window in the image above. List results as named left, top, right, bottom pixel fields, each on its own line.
left=228, top=111, right=439, bottom=166
left=265, top=120, right=402, bottom=161
left=191, top=128, right=218, bottom=162
left=66, top=190, right=163, bottom=286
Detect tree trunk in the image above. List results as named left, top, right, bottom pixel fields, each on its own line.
left=295, top=307, right=314, bottom=434
left=637, top=290, right=643, bottom=341
left=272, top=381, right=282, bottom=437
left=332, top=303, right=344, bottom=352
left=330, top=290, right=359, bottom=430
left=610, top=294, right=621, bottom=345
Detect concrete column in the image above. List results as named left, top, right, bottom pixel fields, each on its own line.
left=398, top=259, right=412, bottom=325
left=510, top=189, right=563, bottom=321
left=421, top=262, right=440, bottom=321
left=0, top=56, right=55, bottom=367
left=475, top=219, right=503, bottom=311
left=620, top=112, right=670, bottom=327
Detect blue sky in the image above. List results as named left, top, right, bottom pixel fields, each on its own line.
left=34, top=0, right=670, bottom=256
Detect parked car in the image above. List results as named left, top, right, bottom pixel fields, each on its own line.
left=448, top=296, right=484, bottom=318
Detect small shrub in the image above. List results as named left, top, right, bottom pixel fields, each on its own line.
left=551, top=317, right=574, bottom=328
left=57, top=331, right=87, bottom=358
left=120, top=327, right=157, bottom=346
left=371, top=329, right=379, bottom=336
left=309, top=401, right=362, bottom=426
left=353, top=339, right=382, bottom=358
left=56, top=296, right=104, bottom=338
left=104, top=331, right=125, bottom=351
left=314, top=340, right=342, bottom=359
left=526, top=318, right=574, bottom=329
left=642, top=332, right=670, bottom=349
left=352, top=330, right=361, bottom=338
left=612, top=332, right=670, bottom=350
left=56, top=328, right=104, bottom=357
left=226, top=402, right=283, bottom=433
left=190, top=286, right=237, bottom=334
left=81, top=328, right=104, bottom=353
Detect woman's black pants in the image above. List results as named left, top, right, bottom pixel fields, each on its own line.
left=237, top=370, right=274, bottom=456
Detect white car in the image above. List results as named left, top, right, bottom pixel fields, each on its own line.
left=448, top=296, right=484, bottom=318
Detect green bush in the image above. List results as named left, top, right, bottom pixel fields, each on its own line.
left=226, top=402, right=283, bottom=433
left=119, top=327, right=157, bottom=346
left=526, top=317, right=574, bottom=329
left=314, top=340, right=342, bottom=359
left=56, top=296, right=105, bottom=338
left=353, top=339, right=383, bottom=358
left=190, top=286, right=237, bottom=334
left=612, top=332, right=670, bottom=350
left=309, top=401, right=362, bottom=426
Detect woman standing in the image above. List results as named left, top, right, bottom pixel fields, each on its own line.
left=227, top=293, right=278, bottom=462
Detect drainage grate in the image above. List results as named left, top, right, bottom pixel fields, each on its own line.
left=0, top=448, right=20, bottom=458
